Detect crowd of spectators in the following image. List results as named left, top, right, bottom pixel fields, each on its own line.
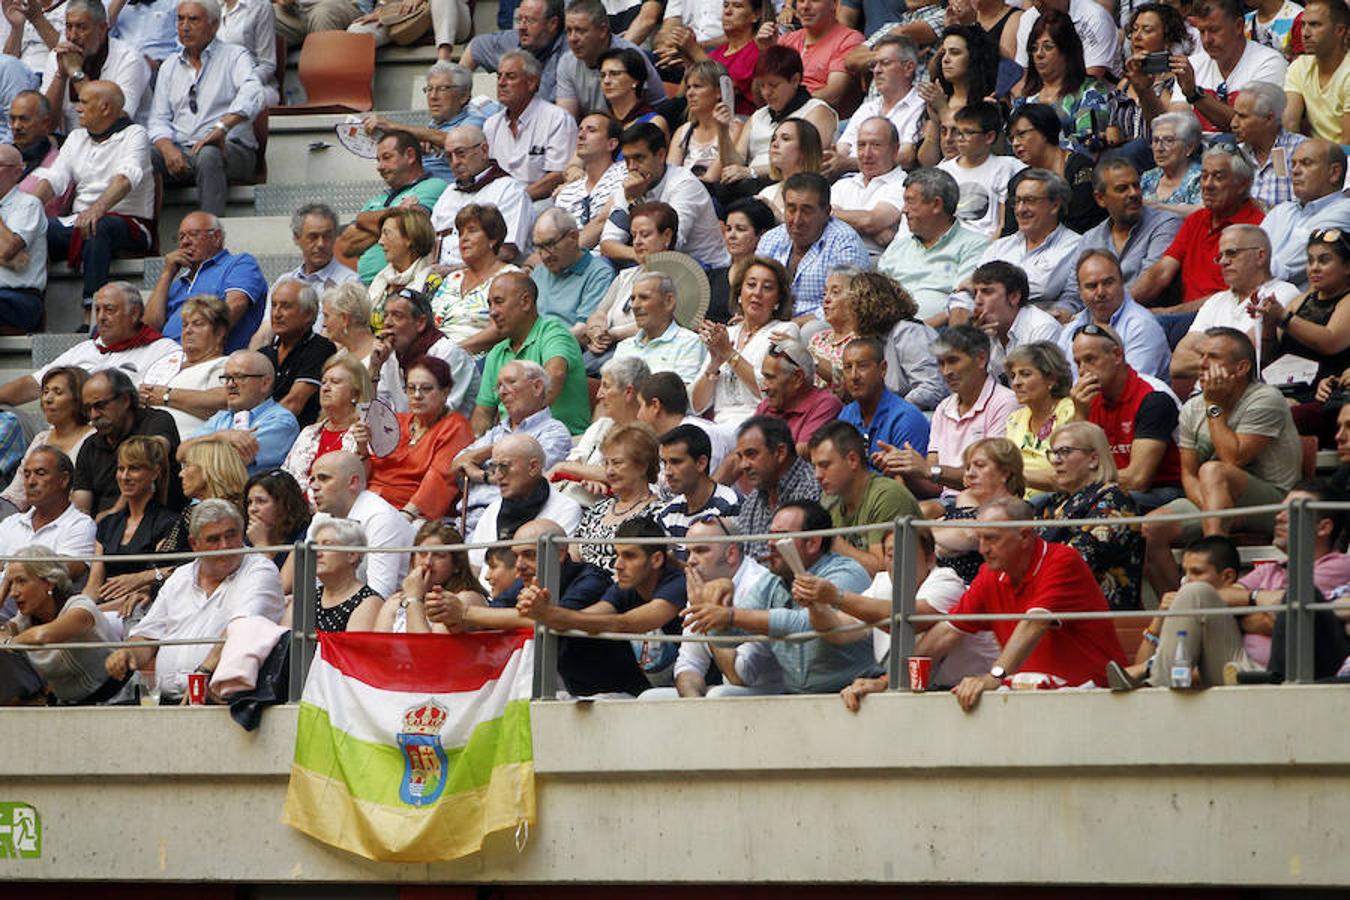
left=2, top=0, right=1350, bottom=709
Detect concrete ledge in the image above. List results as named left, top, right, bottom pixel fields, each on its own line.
left=1, top=687, right=1349, bottom=885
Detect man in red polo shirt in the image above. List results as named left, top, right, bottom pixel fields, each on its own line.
left=1068, top=323, right=1183, bottom=511
left=754, top=336, right=843, bottom=458
left=913, top=498, right=1128, bottom=711
left=1131, top=147, right=1264, bottom=312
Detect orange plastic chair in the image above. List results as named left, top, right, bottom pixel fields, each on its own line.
left=274, top=32, right=376, bottom=115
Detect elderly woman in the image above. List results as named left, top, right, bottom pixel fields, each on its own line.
left=282, top=352, right=371, bottom=498
left=180, top=436, right=249, bottom=515
left=806, top=266, right=862, bottom=393
left=368, top=206, right=437, bottom=328
left=364, top=356, right=474, bottom=521
left=581, top=201, right=678, bottom=374
left=756, top=118, right=824, bottom=219
left=668, top=61, right=740, bottom=184
left=312, top=517, right=383, bottom=632
left=85, top=436, right=187, bottom=620
left=1142, top=112, right=1203, bottom=216
left=693, top=257, right=798, bottom=425
left=1005, top=341, right=1077, bottom=495
left=431, top=204, right=521, bottom=354
left=1004, top=104, right=1104, bottom=236
left=598, top=47, right=667, bottom=131
left=551, top=356, right=651, bottom=507
left=322, top=282, right=405, bottom=411
left=850, top=271, right=946, bottom=411
left=0, top=547, right=121, bottom=704
left=375, top=521, right=486, bottom=633
left=244, top=468, right=311, bottom=577
left=0, top=367, right=93, bottom=514
left=932, top=437, right=1026, bottom=584
left=572, top=424, right=663, bottom=574
left=1040, top=421, right=1143, bottom=610
left=140, top=293, right=230, bottom=438
left=1013, top=11, right=1113, bottom=155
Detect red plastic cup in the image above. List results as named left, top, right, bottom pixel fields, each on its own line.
left=907, top=656, right=932, bottom=692
left=187, top=672, right=208, bottom=705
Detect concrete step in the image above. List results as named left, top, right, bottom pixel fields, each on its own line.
left=266, top=111, right=434, bottom=185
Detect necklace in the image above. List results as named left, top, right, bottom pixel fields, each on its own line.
left=611, top=494, right=652, bottom=516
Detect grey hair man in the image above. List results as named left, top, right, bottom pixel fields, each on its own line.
left=429, top=124, right=535, bottom=267
left=1233, top=81, right=1305, bottom=209
left=179, top=349, right=300, bottom=473
left=111, top=497, right=284, bottom=699
left=72, top=366, right=184, bottom=515
left=466, top=432, right=583, bottom=569
left=41, top=0, right=151, bottom=134
left=555, top=0, right=664, bottom=119
left=610, top=270, right=708, bottom=385
left=258, top=278, right=336, bottom=427
left=249, top=203, right=361, bottom=349
left=529, top=206, right=615, bottom=332
left=461, top=0, right=568, bottom=101
left=481, top=46, right=578, bottom=201
left=830, top=35, right=923, bottom=176
left=361, top=62, right=480, bottom=183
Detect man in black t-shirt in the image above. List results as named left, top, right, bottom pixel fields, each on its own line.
left=259, top=279, right=336, bottom=428
left=72, top=368, right=183, bottom=515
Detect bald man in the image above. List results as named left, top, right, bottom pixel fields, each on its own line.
left=428, top=124, right=534, bottom=269
left=1259, top=139, right=1350, bottom=290
left=0, top=142, right=48, bottom=330
left=33, top=80, right=155, bottom=325
left=467, top=433, right=582, bottom=570
left=304, top=450, right=413, bottom=599
left=179, top=349, right=299, bottom=474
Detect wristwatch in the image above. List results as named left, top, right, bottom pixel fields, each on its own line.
left=212, top=120, right=228, bottom=132
left=1185, top=87, right=1204, bottom=103
left=929, top=464, right=942, bottom=481
left=989, top=665, right=1007, bottom=681
left=1205, top=404, right=1224, bottom=419
left=70, top=70, right=86, bottom=83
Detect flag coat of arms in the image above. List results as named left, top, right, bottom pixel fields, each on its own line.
left=283, top=630, right=536, bottom=862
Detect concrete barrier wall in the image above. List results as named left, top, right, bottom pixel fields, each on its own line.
left=1, top=687, right=1348, bottom=885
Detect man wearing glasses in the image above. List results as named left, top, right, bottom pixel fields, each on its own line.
left=429, top=124, right=533, bottom=267
left=146, top=0, right=265, bottom=217
left=72, top=368, right=183, bottom=515
left=529, top=207, right=614, bottom=331
left=461, top=0, right=567, bottom=102
left=178, top=349, right=299, bottom=474
left=361, top=63, right=494, bottom=184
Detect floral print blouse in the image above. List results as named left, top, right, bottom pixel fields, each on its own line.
left=1039, top=481, right=1143, bottom=611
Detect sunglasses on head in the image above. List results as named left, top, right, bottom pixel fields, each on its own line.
left=1074, top=323, right=1120, bottom=346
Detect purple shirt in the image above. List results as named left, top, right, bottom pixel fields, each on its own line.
left=755, top=386, right=844, bottom=449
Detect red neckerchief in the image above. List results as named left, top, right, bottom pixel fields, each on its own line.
left=95, top=323, right=163, bottom=354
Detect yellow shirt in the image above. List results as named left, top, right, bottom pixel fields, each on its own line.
left=1006, top=396, right=1078, bottom=498
left=1285, top=54, right=1350, bottom=144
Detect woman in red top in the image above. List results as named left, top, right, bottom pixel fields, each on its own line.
left=667, top=0, right=762, bottom=114
left=363, top=356, right=474, bottom=521
left=281, top=352, right=370, bottom=507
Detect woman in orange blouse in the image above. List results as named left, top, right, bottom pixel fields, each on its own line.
left=362, top=356, right=474, bottom=521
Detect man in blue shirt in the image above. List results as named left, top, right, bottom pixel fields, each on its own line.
left=1260, top=139, right=1350, bottom=290
left=837, top=336, right=929, bottom=469
left=359, top=62, right=497, bottom=183
left=684, top=500, right=876, bottom=694
left=517, top=515, right=687, bottom=686
left=1057, top=249, right=1171, bottom=382
left=529, top=207, right=614, bottom=330
left=143, top=211, right=268, bottom=352
left=180, top=350, right=299, bottom=475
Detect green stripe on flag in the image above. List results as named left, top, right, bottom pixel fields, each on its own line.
left=293, top=698, right=533, bottom=808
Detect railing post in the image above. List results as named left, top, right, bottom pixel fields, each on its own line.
left=532, top=533, right=561, bottom=700
left=1284, top=498, right=1315, bottom=684
left=889, top=516, right=917, bottom=692
left=289, top=540, right=317, bottom=698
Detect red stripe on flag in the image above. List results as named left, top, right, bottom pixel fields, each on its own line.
left=317, top=630, right=533, bottom=692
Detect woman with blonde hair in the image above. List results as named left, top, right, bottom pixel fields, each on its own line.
left=0, top=547, right=122, bottom=704
left=180, top=436, right=249, bottom=514
left=283, top=352, right=372, bottom=501
left=1005, top=341, right=1077, bottom=495
left=1040, top=421, right=1143, bottom=610
left=668, top=60, right=740, bottom=185
left=931, top=437, right=1025, bottom=584
left=368, top=206, right=437, bottom=327
left=322, top=282, right=405, bottom=411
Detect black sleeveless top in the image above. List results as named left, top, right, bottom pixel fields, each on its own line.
left=1279, top=290, right=1350, bottom=390
left=315, top=584, right=381, bottom=633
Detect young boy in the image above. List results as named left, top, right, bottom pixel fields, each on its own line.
left=936, top=100, right=1025, bottom=239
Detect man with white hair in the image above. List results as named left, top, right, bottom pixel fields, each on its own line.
left=429, top=124, right=534, bottom=267
left=248, top=203, right=361, bottom=348
left=828, top=35, right=923, bottom=177
left=31, top=79, right=153, bottom=325
left=1260, top=140, right=1350, bottom=290
left=0, top=141, right=47, bottom=330
left=146, top=0, right=265, bottom=216
left=107, top=498, right=283, bottom=700
left=180, top=349, right=300, bottom=473
left=259, top=279, right=335, bottom=427
left=481, top=49, right=577, bottom=203
left=529, top=207, right=613, bottom=329
left=611, top=270, right=707, bottom=385
left=39, top=0, right=149, bottom=133
left=753, top=337, right=843, bottom=457
left=1133, top=146, right=1265, bottom=312
left=468, top=432, right=582, bottom=570
left=1232, top=81, right=1306, bottom=209
left=307, top=450, right=413, bottom=598
left=362, top=62, right=492, bottom=183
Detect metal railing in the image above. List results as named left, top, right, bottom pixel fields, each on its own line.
left=0, top=499, right=1343, bottom=701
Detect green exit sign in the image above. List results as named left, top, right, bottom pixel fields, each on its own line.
left=0, top=803, right=40, bottom=859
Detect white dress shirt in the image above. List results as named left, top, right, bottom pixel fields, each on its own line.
left=34, top=123, right=154, bottom=219
left=0, top=3, right=65, bottom=73
left=41, top=37, right=151, bottom=132
left=482, top=97, right=577, bottom=185
left=309, top=489, right=414, bottom=599
left=831, top=168, right=907, bottom=256
left=148, top=39, right=265, bottom=148
left=838, top=88, right=925, bottom=153
left=0, top=503, right=96, bottom=583
left=130, top=551, right=284, bottom=697
left=0, top=185, right=46, bottom=291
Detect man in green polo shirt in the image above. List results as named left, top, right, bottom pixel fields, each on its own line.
left=335, top=131, right=449, bottom=284
left=808, top=420, right=919, bottom=577
left=473, top=271, right=590, bottom=436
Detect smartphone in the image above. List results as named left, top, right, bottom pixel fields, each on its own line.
left=719, top=74, right=735, bottom=113
left=1142, top=51, right=1170, bottom=75
left=773, top=538, right=807, bottom=576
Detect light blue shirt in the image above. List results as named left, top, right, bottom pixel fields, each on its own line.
left=1057, top=293, right=1171, bottom=382
left=745, top=552, right=875, bottom=694
left=877, top=220, right=987, bottom=320
left=978, top=224, right=1083, bottom=313
left=0, top=185, right=46, bottom=291
left=531, top=252, right=615, bottom=325
left=421, top=103, right=498, bottom=181
left=0, top=56, right=36, bottom=143
left=612, top=319, right=708, bottom=385
left=193, top=398, right=299, bottom=475
left=1261, top=191, right=1350, bottom=289
left=148, top=39, right=265, bottom=148
left=757, top=218, right=870, bottom=319
left=1061, top=205, right=1182, bottom=308
left=111, top=0, right=179, bottom=61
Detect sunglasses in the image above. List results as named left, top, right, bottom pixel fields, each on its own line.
left=695, top=513, right=730, bottom=536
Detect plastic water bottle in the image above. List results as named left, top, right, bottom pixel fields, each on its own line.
left=1170, top=630, right=1192, bottom=689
